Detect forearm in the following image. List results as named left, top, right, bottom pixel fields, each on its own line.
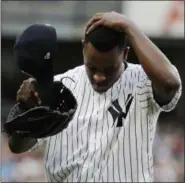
left=8, top=132, right=37, bottom=154
left=123, top=22, right=180, bottom=89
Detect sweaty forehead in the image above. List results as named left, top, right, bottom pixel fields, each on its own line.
left=84, top=42, right=121, bottom=67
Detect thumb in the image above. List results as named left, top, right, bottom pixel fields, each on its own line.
left=34, top=92, right=42, bottom=105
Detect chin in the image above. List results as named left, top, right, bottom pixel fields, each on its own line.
left=94, top=88, right=107, bottom=93
left=92, top=85, right=109, bottom=93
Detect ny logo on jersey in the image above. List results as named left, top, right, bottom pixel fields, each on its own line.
left=108, top=94, right=134, bottom=127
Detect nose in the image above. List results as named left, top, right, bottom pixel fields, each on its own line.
left=93, top=72, right=106, bottom=83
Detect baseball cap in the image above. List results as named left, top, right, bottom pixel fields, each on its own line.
left=14, top=24, right=57, bottom=82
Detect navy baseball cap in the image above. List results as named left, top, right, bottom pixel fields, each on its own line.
left=14, top=24, right=57, bottom=81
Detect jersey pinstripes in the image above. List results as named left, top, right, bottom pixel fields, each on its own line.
left=66, top=71, right=85, bottom=182
left=76, top=89, right=94, bottom=182
left=84, top=92, right=99, bottom=182
left=113, top=79, right=123, bottom=182
left=30, top=63, right=181, bottom=182
left=97, top=94, right=107, bottom=181
left=91, top=94, right=100, bottom=179
left=134, top=94, right=139, bottom=181
left=69, top=70, right=84, bottom=182
left=73, top=77, right=87, bottom=180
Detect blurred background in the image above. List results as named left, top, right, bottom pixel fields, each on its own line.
left=1, top=1, right=184, bottom=182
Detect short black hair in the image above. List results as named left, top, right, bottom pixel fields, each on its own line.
left=85, top=26, right=127, bottom=52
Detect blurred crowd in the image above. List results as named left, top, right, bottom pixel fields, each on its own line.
left=1, top=134, right=45, bottom=182
left=153, top=123, right=184, bottom=182
left=1, top=122, right=184, bottom=182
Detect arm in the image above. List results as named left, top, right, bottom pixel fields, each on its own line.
left=123, top=22, right=180, bottom=105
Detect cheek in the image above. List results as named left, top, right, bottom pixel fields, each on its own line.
left=105, top=67, right=119, bottom=77
left=85, top=67, right=93, bottom=78
left=106, top=66, right=122, bottom=82
left=107, top=74, right=117, bottom=83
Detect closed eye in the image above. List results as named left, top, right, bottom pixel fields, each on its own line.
left=85, top=63, right=97, bottom=71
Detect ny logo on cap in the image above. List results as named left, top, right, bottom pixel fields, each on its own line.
left=44, top=52, right=51, bottom=59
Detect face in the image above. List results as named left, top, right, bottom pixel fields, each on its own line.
left=83, top=41, right=124, bottom=93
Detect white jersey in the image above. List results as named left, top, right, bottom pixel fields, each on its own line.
left=31, top=62, right=181, bottom=182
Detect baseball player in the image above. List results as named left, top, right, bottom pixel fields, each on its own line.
left=8, top=12, right=182, bottom=182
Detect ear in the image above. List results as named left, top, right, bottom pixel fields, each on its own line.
left=82, top=39, right=85, bottom=46
left=82, top=39, right=89, bottom=55
left=123, top=46, right=130, bottom=61
left=82, top=39, right=88, bottom=48
left=82, top=39, right=86, bottom=56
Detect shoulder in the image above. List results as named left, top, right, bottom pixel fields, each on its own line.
left=54, top=65, right=85, bottom=82
left=126, top=62, right=143, bottom=72
left=121, top=62, right=145, bottom=83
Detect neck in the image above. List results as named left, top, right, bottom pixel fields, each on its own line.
left=118, top=62, right=125, bottom=78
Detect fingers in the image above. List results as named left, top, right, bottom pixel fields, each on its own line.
left=34, top=91, right=42, bottom=105
left=30, top=91, right=42, bottom=106
left=85, top=16, right=101, bottom=34
left=28, top=78, right=37, bottom=90
left=16, top=91, right=36, bottom=108
left=86, top=20, right=103, bottom=34
left=28, top=77, right=37, bottom=83
left=94, top=12, right=104, bottom=16
left=17, top=91, right=41, bottom=108
left=85, top=13, right=104, bottom=34
left=22, top=78, right=37, bottom=92
left=16, top=78, right=41, bottom=108
left=16, top=89, right=23, bottom=102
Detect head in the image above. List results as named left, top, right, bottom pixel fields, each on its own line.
left=83, top=26, right=129, bottom=93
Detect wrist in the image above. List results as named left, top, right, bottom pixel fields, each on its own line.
left=117, top=17, right=133, bottom=32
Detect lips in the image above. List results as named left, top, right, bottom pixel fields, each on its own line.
left=92, top=82, right=108, bottom=91
left=92, top=81, right=106, bottom=87
left=89, top=78, right=109, bottom=91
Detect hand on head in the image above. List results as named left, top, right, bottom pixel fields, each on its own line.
left=85, top=11, right=131, bottom=35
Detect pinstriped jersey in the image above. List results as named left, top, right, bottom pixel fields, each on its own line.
left=30, top=62, right=181, bottom=182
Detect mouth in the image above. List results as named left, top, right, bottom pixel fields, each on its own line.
left=91, top=82, right=108, bottom=92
